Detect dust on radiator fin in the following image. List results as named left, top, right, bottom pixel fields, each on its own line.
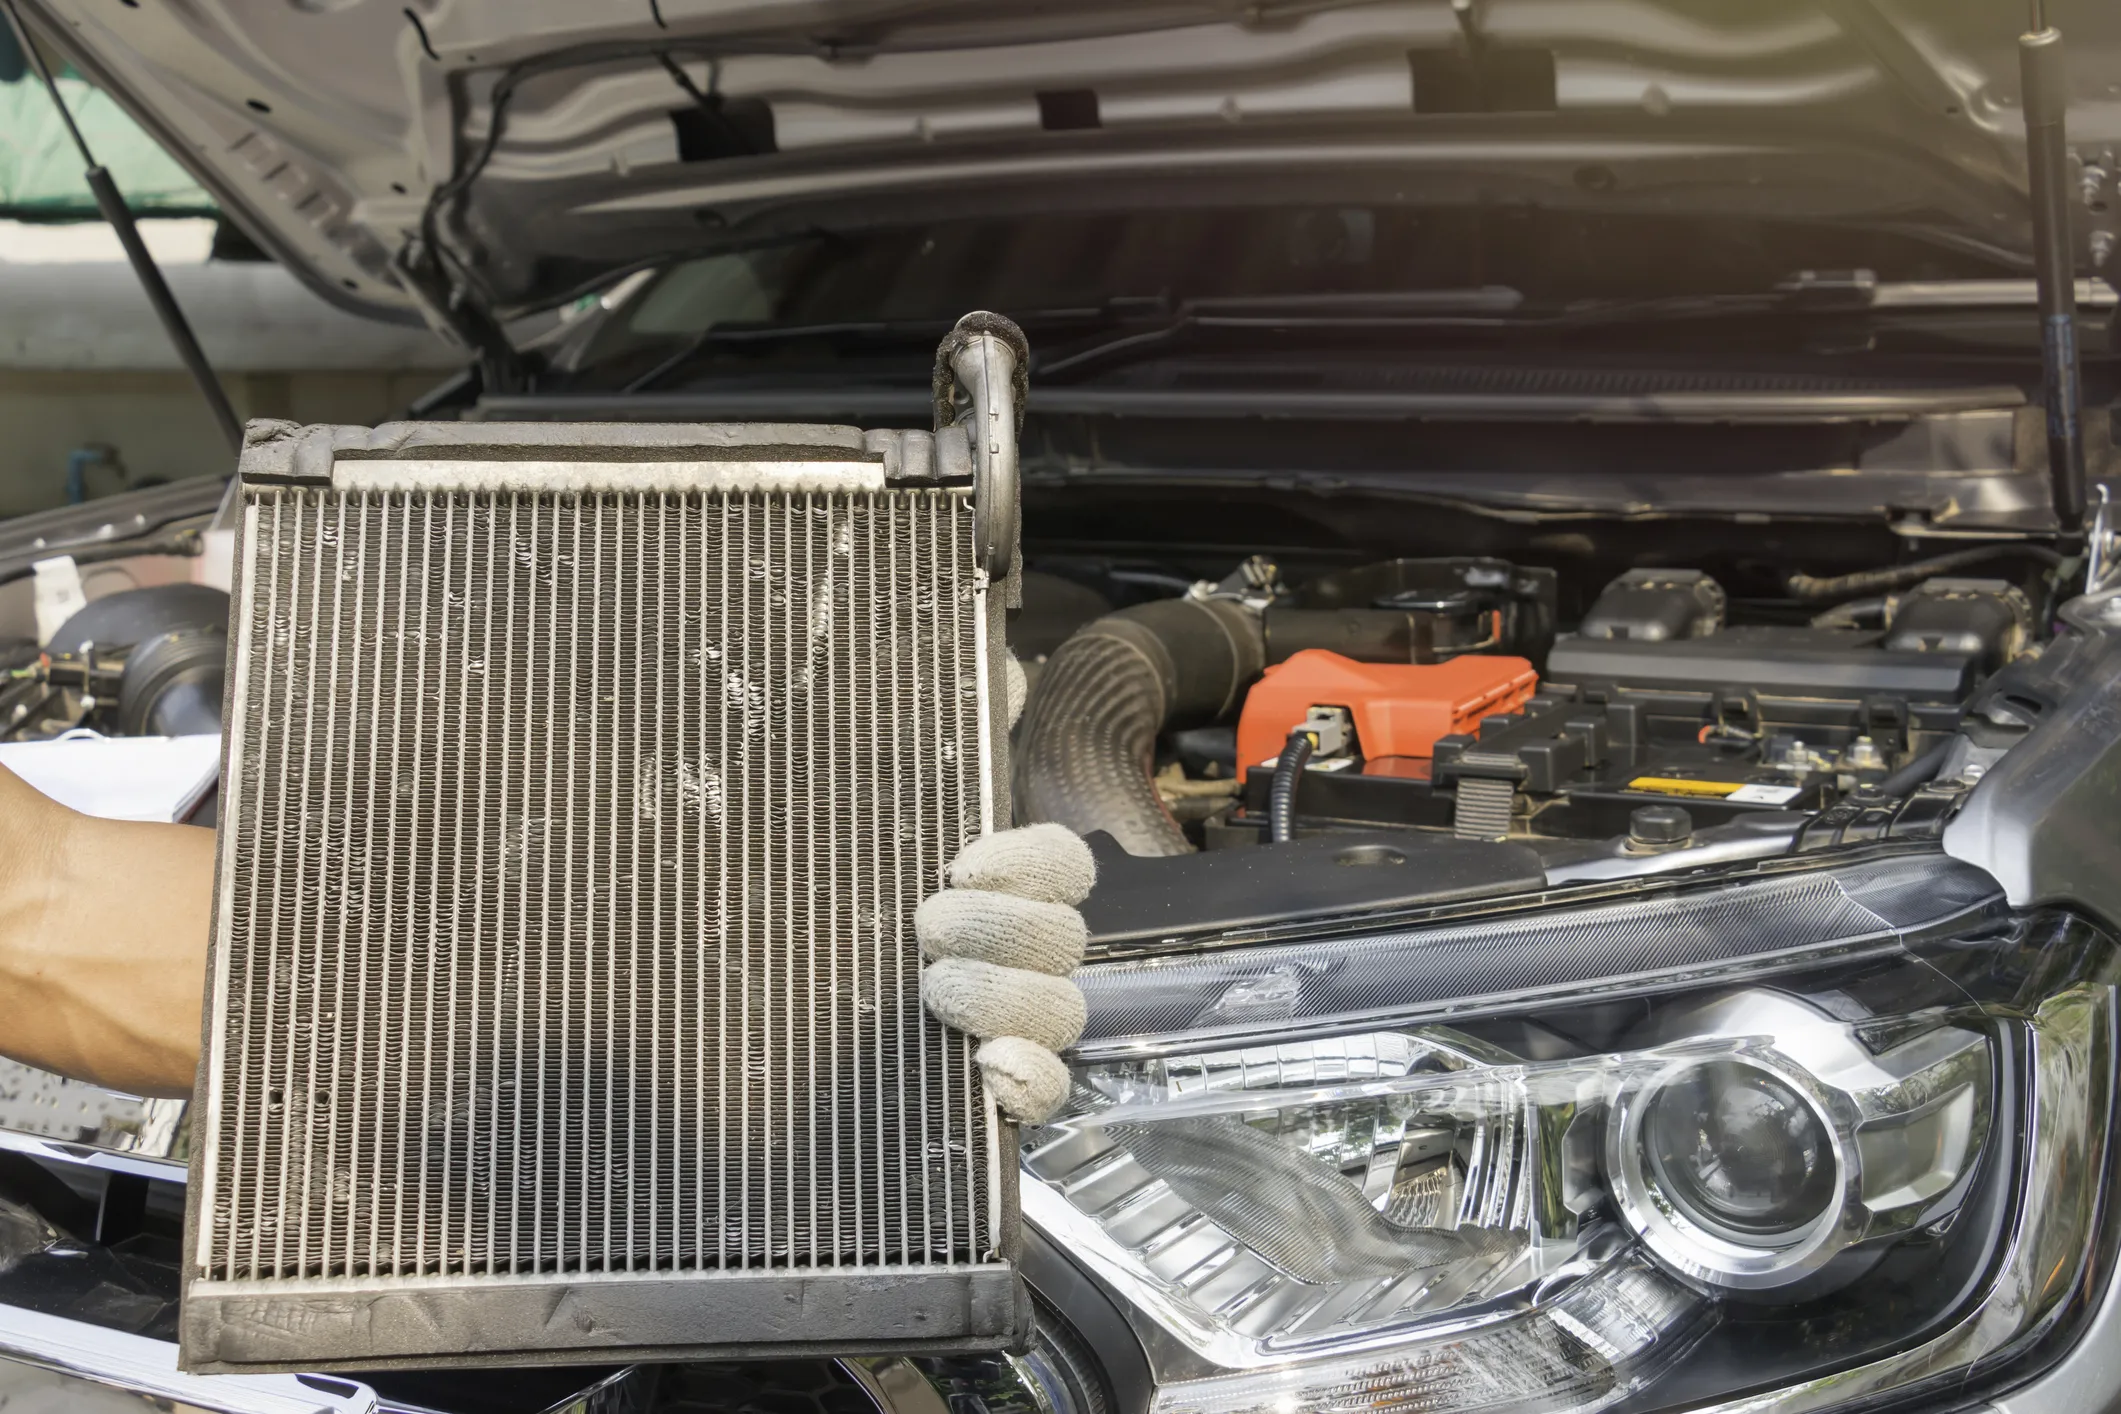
left=181, top=417, right=1023, bottom=1372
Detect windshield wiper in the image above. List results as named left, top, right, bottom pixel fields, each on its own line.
left=622, top=307, right=1135, bottom=393
left=1034, top=281, right=1900, bottom=380
left=623, top=283, right=1804, bottom=390
left=1030, top=287, right=1541, bottom=379
left=623, top=293, right=1527, bottom=392
left=1032, top=272, right=2112, bottom=381
left=625, top=319, right=952, bottom=392
left=619, top=272, right=2117, bottom=394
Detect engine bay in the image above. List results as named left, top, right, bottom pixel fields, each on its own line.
left=1012, top=542, right=2064, bottom=897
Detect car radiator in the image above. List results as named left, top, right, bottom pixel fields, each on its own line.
left=181, top=321, right=1029, bottom=1373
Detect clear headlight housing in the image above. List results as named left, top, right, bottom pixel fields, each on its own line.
left=1025, top=855, right=2117, bottom=1414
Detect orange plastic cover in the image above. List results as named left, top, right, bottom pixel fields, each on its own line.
left=1237, top=650, right=1539, bottom=768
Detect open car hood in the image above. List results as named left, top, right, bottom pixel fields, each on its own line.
left=25, top=0, right=2121, bottom=330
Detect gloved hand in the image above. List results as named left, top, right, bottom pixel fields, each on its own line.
left=918, top=822, right=1095, bottom=1125
left=918, top=655, right=1095, bottom=1125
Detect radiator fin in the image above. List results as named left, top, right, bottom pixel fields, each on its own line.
left=202, top=486, right=994, bottom=1283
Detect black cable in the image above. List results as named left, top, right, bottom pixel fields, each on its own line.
left=1267, top=729, right=1314, bottom=844
left=0, top=0, right=242, bottom=454
left=1785, top=544, right=2067, bottom=603
left=408, top=41, right=764, bottom=387
left=1809, top=596, right=1889, bottom=629
left=659, top=50, right=720, bottom=110
left=416, top=38, right=800, bottom=306
left=0, top=530, right=202, bottom=589
left=1876, top=739, right=1953, bottom=797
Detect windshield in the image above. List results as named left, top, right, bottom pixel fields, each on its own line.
left=566, top=206, right=2016, bottom=387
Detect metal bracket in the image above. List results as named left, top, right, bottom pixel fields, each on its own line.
left=1860, top=694, right=1911, bottom=755
left=2088, top=484, right=2118, bottom=593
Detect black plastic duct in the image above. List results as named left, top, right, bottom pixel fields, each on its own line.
left=1015, top=597, right=1264, bottom=856
left=49, top=584, right=227, bottom=737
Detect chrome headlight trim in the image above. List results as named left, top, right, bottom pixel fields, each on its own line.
left=1607, top=1050, right=1858, bottom=1291
left=0, top=1301, right=376, bottom=1414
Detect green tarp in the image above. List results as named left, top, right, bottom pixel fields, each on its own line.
left=2, top=72, right=214, bottom=217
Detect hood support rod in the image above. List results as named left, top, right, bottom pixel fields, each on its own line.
left=1, top=0, right=242, bottom=456
left=2021, top=0, right=2087, bottom=529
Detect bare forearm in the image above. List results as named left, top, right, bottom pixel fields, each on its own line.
left=0, top=765, right=211, bottom=1097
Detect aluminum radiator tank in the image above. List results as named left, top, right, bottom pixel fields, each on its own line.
left=181, top=322, right=1029, bottom=1372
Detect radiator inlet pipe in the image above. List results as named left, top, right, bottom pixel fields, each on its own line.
left=935, top=311, right=1029, bottom=578
left=2021, top=4, right=2088, bottom=528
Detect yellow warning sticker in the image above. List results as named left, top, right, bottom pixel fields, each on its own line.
left=1626, top=777, right=1804, bottom=806
left=1626, top=776, right=1744, bottom=799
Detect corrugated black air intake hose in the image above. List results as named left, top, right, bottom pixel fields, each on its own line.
left=1015, top=597, right=1265, bottom=855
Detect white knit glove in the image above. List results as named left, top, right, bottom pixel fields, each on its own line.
left=918, top=822, right=1095, bottom=1125
left=917, top=656, right=1093, bottom=1125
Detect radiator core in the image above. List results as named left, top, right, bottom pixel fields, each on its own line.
left=183, top=438, right=1018, bottom=1371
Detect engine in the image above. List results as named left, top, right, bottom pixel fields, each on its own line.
left=1014, top=554, right=2037, bottom=887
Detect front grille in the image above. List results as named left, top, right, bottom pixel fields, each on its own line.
left=184, top=434, right=1018, bottom=1371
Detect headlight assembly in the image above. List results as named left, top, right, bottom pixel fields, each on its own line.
left=1024, top=855, right=2117, bottom=1414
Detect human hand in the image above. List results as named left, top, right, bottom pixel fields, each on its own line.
left=917, top=821, right=1095, bottom=1125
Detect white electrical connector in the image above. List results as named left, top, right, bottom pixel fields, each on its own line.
left=1300, top=705, right=1354, bottom=758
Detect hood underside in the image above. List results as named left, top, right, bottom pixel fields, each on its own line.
left=27, top=0, right=2121, bottom=328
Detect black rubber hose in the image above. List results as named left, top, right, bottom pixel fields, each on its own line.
left=1876, top=739, right=1953, bottom=797
left=1267, top=730, right=1314, bottom=844
left=1785, top=545, right=2065, bottom=603
left=1014, top=596, right=1265, bottom=856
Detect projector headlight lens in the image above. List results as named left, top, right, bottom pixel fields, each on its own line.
left=1640, top=1058, right=1838, bottom=1238
left=1602, top=985, right=1993, bottom=1294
